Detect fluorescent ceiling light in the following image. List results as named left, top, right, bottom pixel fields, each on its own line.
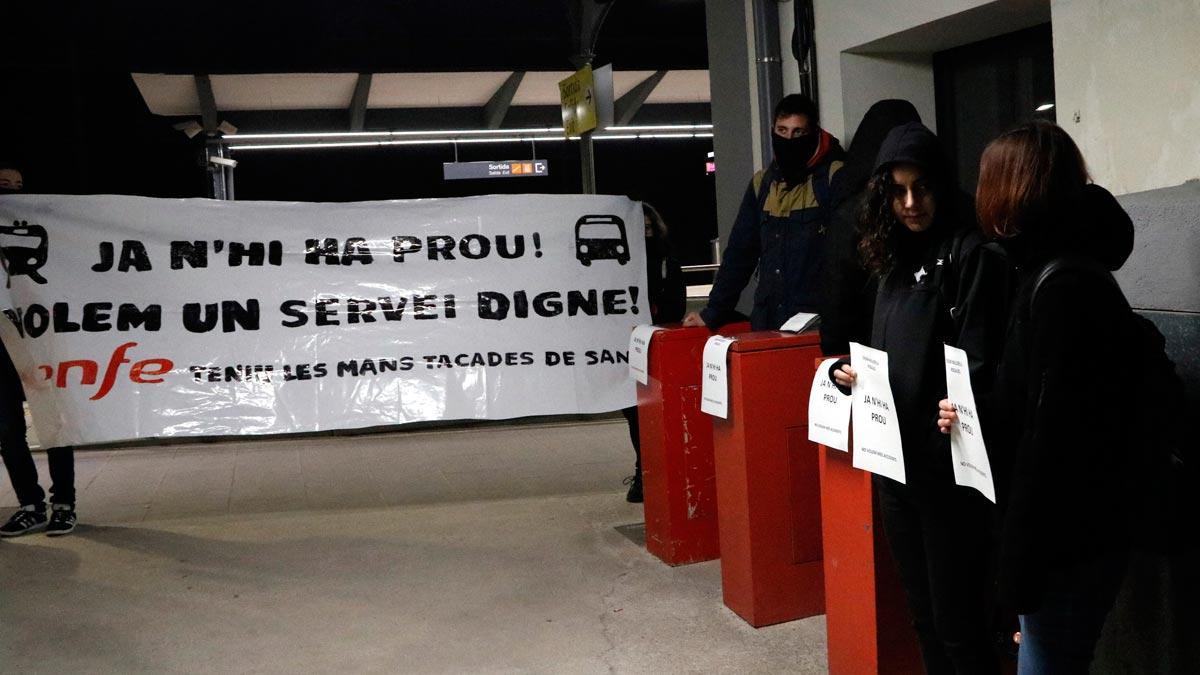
left=226, top=124, right=715, bottom=151
left=228, top=132, right=709, bottom=152
left=1035, top=103, right=1055, bottom=111
left=608, top=124, right=713, bottom=132
left=223, top=124, right=713, bottom=144
left=225, top=128, right=563, bottom=140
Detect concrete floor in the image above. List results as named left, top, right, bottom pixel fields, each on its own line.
left=0, top=418, right=827, bottom=674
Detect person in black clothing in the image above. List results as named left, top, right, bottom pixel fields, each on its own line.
left=831, top=123, right=1002, bottom=675
left=939, top=122, right=1137, bottom=674
left=0, top=164, right=77, bottom=537
left=622, top=203, right=686, bottom=503
left=820, top=99, right=922, bottom=356
left=682, top=94, right=844, bottom=331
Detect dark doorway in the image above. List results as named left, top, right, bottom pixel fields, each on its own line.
left=934, top=24, right=1056, bottom=194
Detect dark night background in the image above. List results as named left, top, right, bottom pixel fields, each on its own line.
left=1, top=1, right=718, bottom=265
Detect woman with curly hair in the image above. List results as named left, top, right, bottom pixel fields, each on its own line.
left=830, top=122, right=1004, bottom=674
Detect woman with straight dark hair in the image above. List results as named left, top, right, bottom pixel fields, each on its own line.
left=831, top=122, right=1002, bottom=674
left=939, top=121, right=1137, bottom=674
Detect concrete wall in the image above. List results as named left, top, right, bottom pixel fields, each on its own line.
left=811, top=0, right=1049, bottom=141
left=1116, top=182, right=1200, bottom=313
left=1051, top=0, right=1200, bottom=196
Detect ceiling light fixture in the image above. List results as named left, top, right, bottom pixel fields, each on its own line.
left=226, top=125, right=715, bottom=151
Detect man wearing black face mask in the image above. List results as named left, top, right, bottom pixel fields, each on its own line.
left=683, top=94, right=844, bottom=330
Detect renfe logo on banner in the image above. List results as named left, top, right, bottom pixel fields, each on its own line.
left=0, top=194, right=648, bottom=447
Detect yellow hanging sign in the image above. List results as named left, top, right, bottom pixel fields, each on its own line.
left=559, top=65, right=598, bottom=137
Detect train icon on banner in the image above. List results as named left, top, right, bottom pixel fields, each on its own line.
left=574, top=215, right=630, bottom=266
left=0, top=220, right=49, bottom=285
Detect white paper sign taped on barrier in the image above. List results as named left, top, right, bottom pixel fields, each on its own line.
left=700, top=335, right=736, bottom=418
left=849, top=342, right=906, bottom=484
left=628, top=324, right=662, bottom=385
left=943, top=344, right=996, bottom=503
left=808, top=357, right=853, bottom=451
left=0, top=193, right=648, bottom=447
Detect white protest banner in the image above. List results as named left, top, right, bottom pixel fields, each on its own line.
left=0, top=194, right=648, bottom=447
left=700, top=335, right=735, bottom=418
left=808, top=358, right=852, bottom=451
left=849, top=342, right=906, bottom=484
left=628, top=324, right=662, bottom=385
left=943, top=345, right=996, bottom=502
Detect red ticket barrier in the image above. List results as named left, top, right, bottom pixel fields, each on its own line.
left=712, top=330, right=825, bottom=627
left=637, top=321, right=749, bottom=566
left=819, top=438, right=922, bottom=674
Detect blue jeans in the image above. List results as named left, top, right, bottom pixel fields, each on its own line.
left=1017, top=551, right=1128, bottom=675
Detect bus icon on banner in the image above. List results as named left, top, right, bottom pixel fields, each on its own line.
left=574, top=215, right=629, bottom=267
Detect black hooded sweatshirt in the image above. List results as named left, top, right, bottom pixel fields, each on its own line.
left=849, top=123, right=1000, bottom=493
left=821, top=100, right=922, bottom=355
left=984, top=184, right=1137, bottom=612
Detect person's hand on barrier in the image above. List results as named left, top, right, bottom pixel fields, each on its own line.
left=937, top=398, right=957, bottom=434
left=832, top=364, right=856, bottom=388
left=682, top=311, right=706, bottom=328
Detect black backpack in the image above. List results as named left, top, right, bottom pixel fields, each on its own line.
left=1032, top=257, right=1196, bottom=554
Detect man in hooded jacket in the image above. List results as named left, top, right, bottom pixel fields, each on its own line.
left=683, top=94, right=844, bottom=331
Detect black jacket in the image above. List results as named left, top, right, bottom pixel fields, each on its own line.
left=645, top=242, right=686, bottom=325
left=868, top=222, right=988, bottom=491
left=985, top=185, right=1137, bottom=612
left=837, top=123, right=1008, bottom=491
left=821, top=100, right=921, bottom=355
left=701, top=131, right=844, bottom=330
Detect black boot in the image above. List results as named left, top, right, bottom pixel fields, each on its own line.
left=624, top=473, right=643, bottom=503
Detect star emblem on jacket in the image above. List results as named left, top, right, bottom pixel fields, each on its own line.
left=914, top=266, right=928, bottom=283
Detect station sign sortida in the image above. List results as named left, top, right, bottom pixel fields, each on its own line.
left=442, top=160, right=549, bottom=181
left=559, top=65, right=598, bottom=136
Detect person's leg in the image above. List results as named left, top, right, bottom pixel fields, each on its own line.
left=46, top=446, right=75, bottom=506
left=620, top=406, right=642, bottom=502
left=45, top=445, right=78, bottom=534
left=625, top=407, right=641, bottom=476
left=920, top=488, right=1000, bottom=675
left=1017, top=551, right=1129, bottom=675
left=0, top=394, right=45, bottom=508
left=875, top=478, right=954, bottom=675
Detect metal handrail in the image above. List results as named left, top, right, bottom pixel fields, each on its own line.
left=681, top=263, right=720, bottom=273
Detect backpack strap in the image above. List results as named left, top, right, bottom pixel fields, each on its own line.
left=1031, top=256, right=1121, bottom=314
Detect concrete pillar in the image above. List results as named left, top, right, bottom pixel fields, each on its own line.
left=705, top=0, right=762, bottom=313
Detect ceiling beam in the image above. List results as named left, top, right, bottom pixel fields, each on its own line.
left=482, top=71, right=525, bottom=130
left=349, top=73, right=373, bottom=131
left=614, top=70, right=667, bottom=125
left=194, top=74, right=219, bottom=134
